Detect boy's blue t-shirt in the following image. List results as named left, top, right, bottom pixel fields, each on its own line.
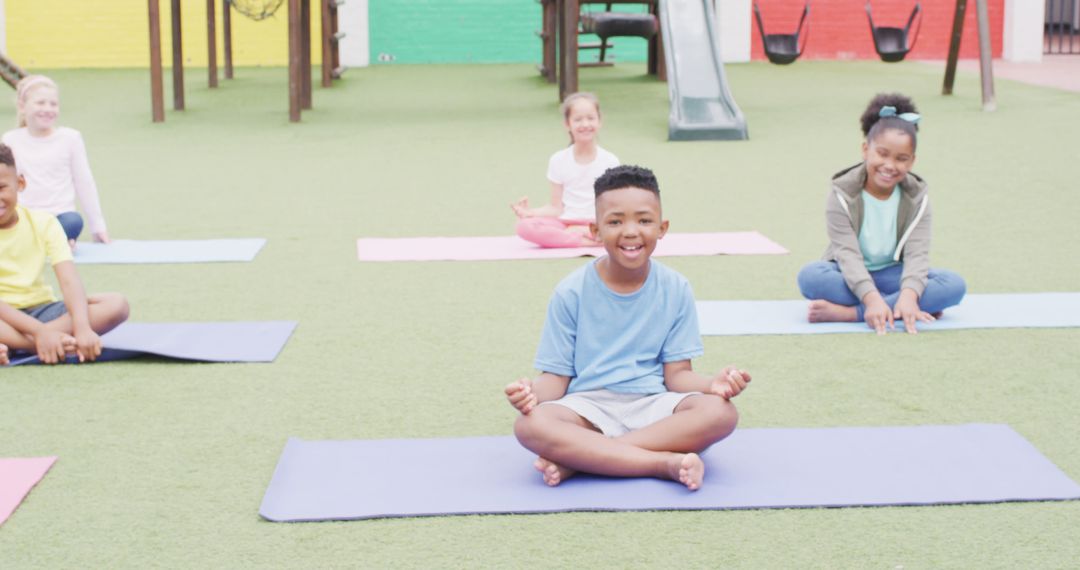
left=534, top=258, right=704, bottom=395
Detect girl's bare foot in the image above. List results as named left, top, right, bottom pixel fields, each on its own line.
left=534, top=457, right=576, bottom=487
left=807, top=300, right=858, bottom=323
left=667, top=453, right=705, bottom=491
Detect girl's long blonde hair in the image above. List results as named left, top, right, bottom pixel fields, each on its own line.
left=15, top=75, right=59, bottom=128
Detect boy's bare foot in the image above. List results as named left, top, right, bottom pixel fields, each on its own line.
left=666, top=453, right=705, bottom=491
left=61, top=334, right=78, bottom=355
left=807, top=300, right=858, bottom=323
left=534, top=457, right=576, bottom=487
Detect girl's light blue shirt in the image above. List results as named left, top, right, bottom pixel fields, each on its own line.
left=859, top=187, right=901, bottom=272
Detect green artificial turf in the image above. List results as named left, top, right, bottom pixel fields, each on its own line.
left=1, top=61, right=1079, bottom=568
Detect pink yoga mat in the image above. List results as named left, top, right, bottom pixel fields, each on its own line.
left=0, top=456, right=56, bottom=526
left=357, top=232, right=788, bottom=261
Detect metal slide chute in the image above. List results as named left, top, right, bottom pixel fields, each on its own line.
left=659, top=0, right=748, bottom=140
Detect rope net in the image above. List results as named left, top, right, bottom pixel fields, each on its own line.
left=228, top=0, right=285, bottom=21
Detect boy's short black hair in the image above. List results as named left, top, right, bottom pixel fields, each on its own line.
left=594, top=165, right=660, bottom=197
left=0, top=144, right=15, bottom=169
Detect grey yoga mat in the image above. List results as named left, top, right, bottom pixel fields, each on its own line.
left=73, top=239, right=266, bottom=264
left=7, top=321, right=297, bottom=366
left=696, top=293, right=1080, bottom=335
left=258, top=424, right=1080, bottom=522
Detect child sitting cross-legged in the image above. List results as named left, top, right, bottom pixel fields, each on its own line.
left=504, top=165, right=750, bottom=491
left=0, top=143, right=128, bottom=364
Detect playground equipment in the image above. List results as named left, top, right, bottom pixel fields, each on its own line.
left=865, top=1, right=922, bottom=62
left=660, top=0, right=747, bottom=140
left=753, top=1, right=810, bottom=65
left=146, top=0, right=345, bottom=123
left=539, top=0, right=746, bottom=141
left=0, top=53, right=27, bottom=88
left=580, top=8, right=658, bottom=66
left=942, top=0, right=995, bottom=111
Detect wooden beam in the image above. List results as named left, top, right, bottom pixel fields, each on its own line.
left=942, top=0, right=967, bottom=95
left=301, top=0, right=312, bottom=108
left=975, top=0, right=996, bottom=111
left=558, top=0, right=579, bottom=100
left=170, top=0, right=184, bottom=110
left=321, top=0, right=333, bottom=87
left=289, top=0, right=301, bottom=122
left=207, top=0, right=218, bottom=88
left=149, top=0, right=165, bottom=122
left=224, top=0, right=234, bottom=79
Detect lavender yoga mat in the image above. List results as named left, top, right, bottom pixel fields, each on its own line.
left=697, top=293, right=1080, bottom=336
left=6, top=321, right=297, bottom=366
left=73, top=239, right=266, bottom=264
left=0, top=457, right=57, bottom=526
left=258, top=424, right=1080, bottom=522
left=356, top=232, right=787, bottom=261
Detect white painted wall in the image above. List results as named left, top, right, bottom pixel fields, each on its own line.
left=338, top=0, right=369, bottom=67
left=717, top=0, right=751, bottom=62
left=1004, top=0, right=1044, bottom=62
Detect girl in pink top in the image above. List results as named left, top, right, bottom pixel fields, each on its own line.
left=511, top=92, right=620, bottom=248
left=3, top=75, right=110, bottom=247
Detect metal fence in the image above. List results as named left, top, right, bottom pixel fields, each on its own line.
left=1046, top=0, right=1080, bottom=54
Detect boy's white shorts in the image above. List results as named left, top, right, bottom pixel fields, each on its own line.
left=541, top=388, right=700, bottom=437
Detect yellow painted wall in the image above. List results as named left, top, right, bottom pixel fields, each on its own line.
left=5, top=0, right=320, bottom=68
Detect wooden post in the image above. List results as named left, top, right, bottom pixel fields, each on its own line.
left=170, top=0, right=185, bottom=110
left=149, top=0, right=165, bottom=122
left=975, top=0, right=996, bottom=111
left=541, top=0, right=556, bottom=83
left=207, top=0, right=218, bottom=87
left=301, top=0, right=312, bottom=108
left=288, top=0, right=301, bottom=122
left=942, top=0, right=967, bottom=95
left=223, top=0, right=234, bottom=79
left=558, top=0, right=579, bottom=101
left=321, top=0, right=333, bottom=87
left=330, top=0, right=341, bottom=73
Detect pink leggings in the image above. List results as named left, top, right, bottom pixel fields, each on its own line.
left=516, top=217, right=594, bottom=248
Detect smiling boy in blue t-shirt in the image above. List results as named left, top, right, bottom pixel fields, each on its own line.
left=504, top=165, right=750, bottom=490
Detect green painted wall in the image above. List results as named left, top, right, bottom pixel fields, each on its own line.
left=369, top=1, right=649, bottom=64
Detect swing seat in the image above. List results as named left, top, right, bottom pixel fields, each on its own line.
left=866, top=1, right=922, bottom=63
left=753, top=1, right=810, bottom=65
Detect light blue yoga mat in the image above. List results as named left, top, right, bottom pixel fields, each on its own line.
left=258, top=424, right=1080, bottom=522
left=73, top=239, right=266, bottom=264
left=6, top=321, right=297, bottom=366
left=697, top=293, right=1080, bottom=335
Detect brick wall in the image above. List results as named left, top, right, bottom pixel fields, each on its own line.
left=750, top=0, right=1004, bottom=61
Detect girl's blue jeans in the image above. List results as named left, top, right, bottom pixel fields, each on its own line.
left=797, top=261, right=966, bottom=321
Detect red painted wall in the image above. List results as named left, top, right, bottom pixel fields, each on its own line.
left=750, top=0, right=1004, bottom=61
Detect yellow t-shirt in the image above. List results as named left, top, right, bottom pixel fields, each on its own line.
left=0, top=205, right=73, bottom=309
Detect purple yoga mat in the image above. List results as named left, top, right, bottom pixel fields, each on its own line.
left=7, top=321, right=297, bottom=366
left=258, top=424, right=1080, bottom=522
left=356, top=232, right=788, bottom=261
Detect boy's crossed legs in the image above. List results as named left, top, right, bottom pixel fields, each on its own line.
left=0, top=293, right=129, bottom=362
left=514, top=393, right=738, bottom=490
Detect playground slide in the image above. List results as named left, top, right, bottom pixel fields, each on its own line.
left=659, top=0, right=748, bottom=140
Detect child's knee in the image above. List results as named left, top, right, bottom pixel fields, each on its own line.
left=797, top=262, right=829, bottom=298
left=96, top=293, right=130, bottom=323
left=701, top=396, right=739, bottom=439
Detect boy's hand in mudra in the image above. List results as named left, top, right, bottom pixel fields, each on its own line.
left=709, top=366, right=751, bottom=400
